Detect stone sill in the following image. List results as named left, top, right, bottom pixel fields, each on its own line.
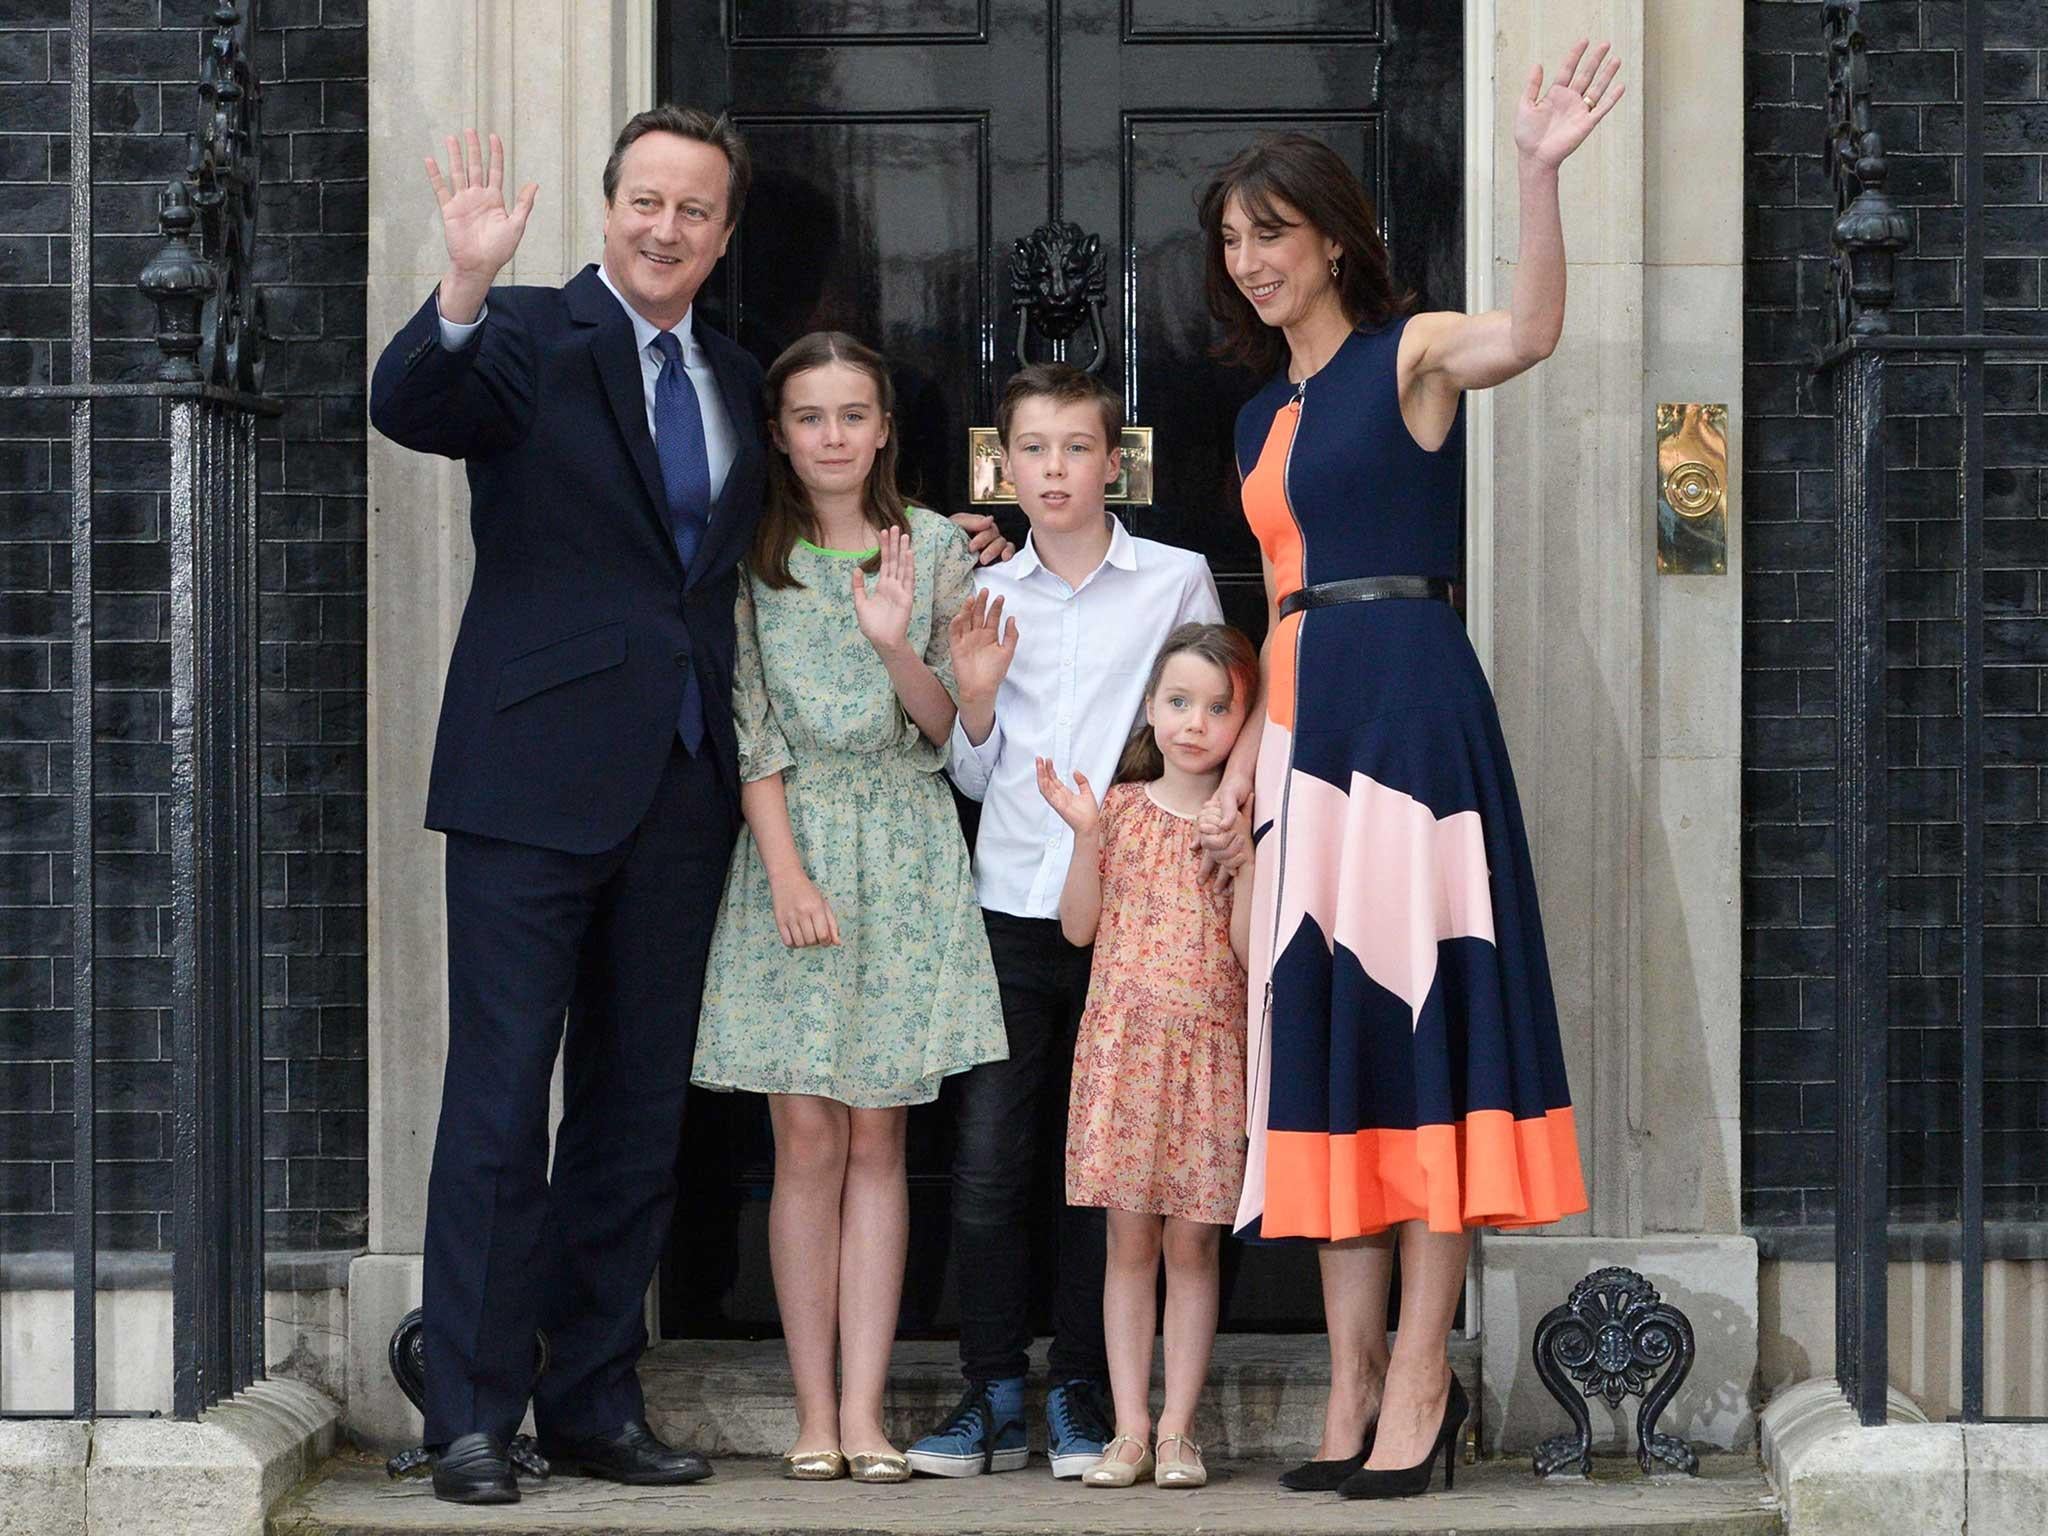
left=1748, top=1223, right=2048, bottom=1263
left=0, top=1248, right=360, bottom=1292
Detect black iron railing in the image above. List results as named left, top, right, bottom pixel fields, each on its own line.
left=1816, top=0, right=2046, bottom=1429
left=0, top=0, right=274, bottom=1421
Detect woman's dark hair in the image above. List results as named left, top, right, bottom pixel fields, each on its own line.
left=1197, top=132, right=1414, bottom=376
left=752, top=332, right=911, bottom=591
left=1114, top=623, right=1261, bottom=785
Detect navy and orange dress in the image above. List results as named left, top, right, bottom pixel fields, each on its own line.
left=1232, top=318, right=1587, bottom=1241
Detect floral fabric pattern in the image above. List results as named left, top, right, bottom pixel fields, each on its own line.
left=693, top=508, right=1007, bottom=1108
left=1065, top=783, right=1248, bottom=1223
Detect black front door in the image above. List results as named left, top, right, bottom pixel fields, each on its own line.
left=660, top=0, right=1463, bottom=1338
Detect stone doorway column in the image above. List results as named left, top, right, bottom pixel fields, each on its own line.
left=349, top=0, right=653, bottom=1448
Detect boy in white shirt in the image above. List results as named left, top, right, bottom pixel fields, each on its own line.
left=906, top=365, right=1223, bottom=1479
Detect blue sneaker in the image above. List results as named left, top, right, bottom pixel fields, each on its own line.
left=906, top=1377, right=1028, bottom=1477
left=1045, top=1377, right=1113, bottom=1479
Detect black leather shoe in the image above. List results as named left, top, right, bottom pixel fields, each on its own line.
left=539, top=1419, right=713, bottom=1485
left=432, top=1432, right=519, bottom=1505
left=1278, top=1436, right=1372, bottom=1491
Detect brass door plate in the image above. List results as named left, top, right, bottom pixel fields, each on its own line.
left=968, top=425, right=1154, bottom=505
left=1656, top=402, right=1728, bottom=575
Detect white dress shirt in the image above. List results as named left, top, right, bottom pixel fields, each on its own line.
left=435, top=265, right=737, bottom=501
left=947, top=516, right=1224, bottom=919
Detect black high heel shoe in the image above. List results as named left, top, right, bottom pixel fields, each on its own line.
left=1277, top=1423, right=1375, bottom=1492
left=1336, top=1374, right=1467, bottom=1500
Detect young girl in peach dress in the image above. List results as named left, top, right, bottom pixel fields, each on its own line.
left=1035, top=622, right=1258, bottom=1492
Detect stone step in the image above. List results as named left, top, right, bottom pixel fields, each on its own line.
left=637, top=1335, right=1480, bottom=1461
left=275, top=1450, right=1783, bottom=1535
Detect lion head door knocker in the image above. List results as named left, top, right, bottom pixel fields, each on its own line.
left=1530, top=1267, right=1699, bottom=1478
left=1010, top=220, right=1109, bottom=375
left=384, top=1307, right=554, bottom=1481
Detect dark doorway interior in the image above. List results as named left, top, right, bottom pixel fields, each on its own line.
left=659, top=0, right=1464, bottom=1339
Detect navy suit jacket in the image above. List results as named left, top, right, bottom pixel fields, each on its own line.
left=370, top=264, right=766, bottom=854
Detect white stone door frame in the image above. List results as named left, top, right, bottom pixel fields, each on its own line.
left=357, top=0, right=1757, bottom=1455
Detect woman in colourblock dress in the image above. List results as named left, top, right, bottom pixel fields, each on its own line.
left=1195, top=41, right=1624, bottom=1503
left=1041, top=623, right=1260, bottom=1493
left=693, top=332, right=1006, bottom=1485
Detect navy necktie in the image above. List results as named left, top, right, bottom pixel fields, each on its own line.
left=652, top=330, right=710, bottom=753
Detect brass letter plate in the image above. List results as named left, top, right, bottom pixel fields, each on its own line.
left=1656, top=402, right=1728, bottom=575
left=968, top=425, right=1154, bottom=506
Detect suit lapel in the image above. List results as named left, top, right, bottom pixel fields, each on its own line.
left=688, top=324, right=761, bottom=590
left=566, top=268, right=672, bottom=549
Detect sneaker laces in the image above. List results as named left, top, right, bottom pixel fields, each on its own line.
left=933, top=1381, right=999, bottom=1471
left=1055, top=1377, right=1114, bottom=1446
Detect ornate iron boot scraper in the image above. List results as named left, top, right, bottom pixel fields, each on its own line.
left=1531, top=1267, right=1699, bottom=1478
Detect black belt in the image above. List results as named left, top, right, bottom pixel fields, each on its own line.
left=1278, top=576, right=1453, bottom=618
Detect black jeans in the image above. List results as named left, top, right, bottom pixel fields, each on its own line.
left=951, top=911, right=1108, bottom=1384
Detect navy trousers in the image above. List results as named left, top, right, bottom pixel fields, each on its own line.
left=422, top=744, right=736, bottom=1445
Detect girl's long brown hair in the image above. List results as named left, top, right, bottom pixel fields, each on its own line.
left=1114, top=623, right=1260, bottom=785
left=1198, top=132, right=1414, bottom=377
left=751, top=331, right=911, bottom=589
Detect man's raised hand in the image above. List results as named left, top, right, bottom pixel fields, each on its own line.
left=427, top=129, right=538, bottom=323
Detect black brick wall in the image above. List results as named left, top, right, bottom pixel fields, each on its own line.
left=0, top=0, right=366, bottom=1254
left=1744, top=0, right=2048, bottom=1226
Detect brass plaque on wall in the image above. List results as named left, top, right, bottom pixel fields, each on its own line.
left=968, top=425, right=1155, bottom=506
left=1656, top=402, right=1729, bottom=575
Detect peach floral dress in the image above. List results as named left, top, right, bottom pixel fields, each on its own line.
left=1065, top=783, right=1248, bottom=1224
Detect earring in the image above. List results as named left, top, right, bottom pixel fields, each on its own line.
left=1328, top=256, right=1342, bottom=279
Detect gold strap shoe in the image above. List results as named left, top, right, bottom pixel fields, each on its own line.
left=1081, top=1434, right=1155, bottom=1488
left=1154, top=1432, right=1207, bottom=1489
left=848, top=1451, right=911, bottom=1484
left=783, top=1448, right=845, bottom=1481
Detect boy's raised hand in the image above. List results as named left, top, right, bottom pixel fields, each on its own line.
left=948, top=589, right=1019, bottom=705
left=1035, top=757, right=1100, bottom=838
left=851, top=525, right=916, bottom=658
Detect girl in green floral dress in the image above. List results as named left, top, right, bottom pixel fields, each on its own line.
left=693, top=332, right=1007, bottom=1483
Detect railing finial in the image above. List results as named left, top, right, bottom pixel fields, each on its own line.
left=1823, top=0, right=1911, bottom=342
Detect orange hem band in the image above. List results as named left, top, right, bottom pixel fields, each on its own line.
left=1257, top=1106, right=1586, bottom=1239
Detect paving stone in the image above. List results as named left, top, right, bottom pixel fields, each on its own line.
left=273, top=1450, right=1782, bottom=1536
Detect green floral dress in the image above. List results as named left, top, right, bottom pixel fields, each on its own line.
left=693, top=507, right=1008, bottom=1107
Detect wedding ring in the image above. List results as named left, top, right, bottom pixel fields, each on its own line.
left=1583, top=92, right=1597, bottom=111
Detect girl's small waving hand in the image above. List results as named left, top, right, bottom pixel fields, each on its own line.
left=1036, top=757, right=1101, bottom=838
left=850, top=525, right=917, bottom=657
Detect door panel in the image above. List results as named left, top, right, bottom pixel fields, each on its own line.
left=660, top=0, right=1460, bottom=1338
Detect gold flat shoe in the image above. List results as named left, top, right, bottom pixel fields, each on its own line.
left=784, top=1448, right=846, bottom=1480
left=1081, top=1434, right=1155, bottom=1488
left=848, top=1451, right=911, bottom=1484
left=1154, top=1432, right=1208, bottom=1489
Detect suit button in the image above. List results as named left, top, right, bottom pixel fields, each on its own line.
left=672, top=649, right=689, bottom=666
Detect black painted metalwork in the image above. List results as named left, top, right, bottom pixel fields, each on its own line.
left=1812, top=0, right=2045, bottom=1429
left=1956, top=0, right=1987, bottom=1430
left=383, top=1310, right=552, bottom=1480
left=1530, top=1268, right=1698, bottom=1480
left=1009, top=220, right=1109, bottom=373
left=67, top=0, right=97, bottom=1422
left=0, top=0, right=276, bottom=1423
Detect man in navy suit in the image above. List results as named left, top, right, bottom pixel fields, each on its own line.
left=369, top=108, right=763, bottom=1505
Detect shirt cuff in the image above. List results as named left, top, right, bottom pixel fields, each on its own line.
left=435, top=297, right=487, bottom=350
left=946, top=711, right=1000, bottom=798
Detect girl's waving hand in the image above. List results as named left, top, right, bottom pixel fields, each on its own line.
left=1035, top=757, right=1100, bottom=839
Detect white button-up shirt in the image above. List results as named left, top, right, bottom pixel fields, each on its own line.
left=947, top=516, right=1224, bottom=920
left=435, top=265, right=737, bottom=501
